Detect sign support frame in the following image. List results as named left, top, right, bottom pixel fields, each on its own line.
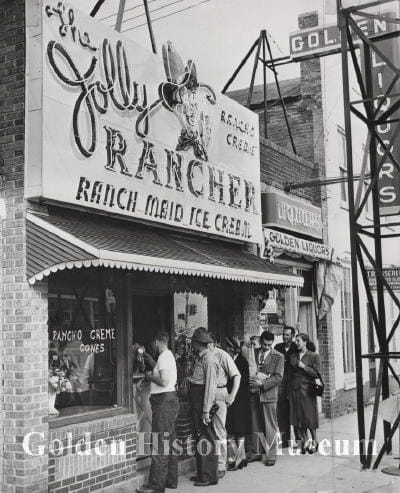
left=338, top=0, right=400, bottom=470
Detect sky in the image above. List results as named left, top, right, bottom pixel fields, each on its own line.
left=69, top=0, right=335, bottom=91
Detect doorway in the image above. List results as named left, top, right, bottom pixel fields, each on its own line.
left=132, top=294, right=171, bottom=460
left=298, top=300, right=317, bottom=344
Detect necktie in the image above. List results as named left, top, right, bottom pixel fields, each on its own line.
left=258, top=351, right=265, bottom=371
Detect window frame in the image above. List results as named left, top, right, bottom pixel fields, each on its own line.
left=341, top=267, right=355, bottom=375
left=48, top=269, right=131, bottom=428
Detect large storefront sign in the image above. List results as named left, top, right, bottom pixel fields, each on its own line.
left=26, top=1, right=261, bottom=243
left=261, top=192, right=323, bottom=239
left=263, top=228, right=332, bottom=261
left=366, top=268, right=400, bottom=291
left=289, top=15, right=395, bottom=60
left=365, top=13, right=400, bottom=216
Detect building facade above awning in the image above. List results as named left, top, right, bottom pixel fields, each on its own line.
left=263, top=227, right=333, bottom=263
left=26, top=210, right=303, bottom=287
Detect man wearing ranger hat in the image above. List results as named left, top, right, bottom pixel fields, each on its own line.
left=188, top=327, right=220, bottom=487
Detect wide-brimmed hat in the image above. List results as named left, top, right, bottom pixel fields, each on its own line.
left=225, top=336, right=241, bottom=351
left=192, top=327, right=213, bottom=344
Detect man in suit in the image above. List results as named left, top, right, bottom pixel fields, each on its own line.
left=250, top=331, right=284, bottom=466
left=274, top=326, right=298, bottom=447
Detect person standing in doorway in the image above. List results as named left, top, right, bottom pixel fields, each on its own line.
left=250, top=331, right=284, bottom=466
left=188, top=327, right=220, bottom=487
left=274, top=326, right=298, bottom=447
left=137, top=331, right=179, bottom=493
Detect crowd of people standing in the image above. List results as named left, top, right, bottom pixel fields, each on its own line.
left=137, top=325, right=322, bottom=493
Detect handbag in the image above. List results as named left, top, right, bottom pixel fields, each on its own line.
left=311, top=370, right=325, bottom=397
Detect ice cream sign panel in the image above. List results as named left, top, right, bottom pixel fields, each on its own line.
left=25, top=0, right=261, bottom=243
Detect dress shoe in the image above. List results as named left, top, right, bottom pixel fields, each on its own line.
left=166, top=484, right=177, bottom=489
left=228, top=459, right=248, bottom=471
left=190, top=475, right=201, bottom=482
left=264, top=460, right=276, bottom=466
left=194, top=480, right=218, bottom=487
left=247, top=455, right=262, bottom=463
left=136, top=486, right=163, bottom=493
left=217, top=471, right=225, bottom=479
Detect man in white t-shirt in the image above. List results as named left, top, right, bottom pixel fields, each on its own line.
left=137, top=331, right=179, bottom=493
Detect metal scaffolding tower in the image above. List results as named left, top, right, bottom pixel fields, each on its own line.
left=338, top=0, right=400, bottom=470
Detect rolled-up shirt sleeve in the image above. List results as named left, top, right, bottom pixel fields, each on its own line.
left=202, top=354, right=218, bottom=413
left=225, top=353, right=240, bottom=379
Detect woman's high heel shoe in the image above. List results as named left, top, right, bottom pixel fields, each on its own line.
left=306, top=441, right=319, bottom=454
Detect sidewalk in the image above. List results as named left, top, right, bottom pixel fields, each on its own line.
left=106, top=405, right=400, bottom=493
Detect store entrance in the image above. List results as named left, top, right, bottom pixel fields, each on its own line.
left=132, top=294, right=171, bottom=460
left=298, top=300, right=317, bottom=344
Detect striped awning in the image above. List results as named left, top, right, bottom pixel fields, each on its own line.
left=26, top=210, right=303, bottom=287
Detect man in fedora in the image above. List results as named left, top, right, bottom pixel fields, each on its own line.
left=206, top=333, right=240, bottom=479
left=188, top=327, right=219, bottom=487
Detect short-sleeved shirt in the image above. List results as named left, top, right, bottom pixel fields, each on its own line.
left=211, top=347, right=240, bottom=386
left=189, top=348, right=219, bottom=412
left=150, top=349, right=177, bottom=395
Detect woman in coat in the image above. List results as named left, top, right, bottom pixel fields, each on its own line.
left=288, top=333, right=321, bottom=453
left=225, top=336, right=251, bottom=470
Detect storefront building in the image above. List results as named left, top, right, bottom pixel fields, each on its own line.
left=229, top=9, right=400, bottom=417
left=262, top=189, right=331, bottom=334
left=0, top=1, right=303, bottom=491
left=260, top=186, right=337, bottom=417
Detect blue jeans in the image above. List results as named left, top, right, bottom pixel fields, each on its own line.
left=148, top=392, right=180, bottom=491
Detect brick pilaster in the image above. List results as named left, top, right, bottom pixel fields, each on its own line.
left=297, top=11, right=336, bottom=417
left=232, top=285, right=260, bottom=341
left=1, top=0, right=49, bottom=490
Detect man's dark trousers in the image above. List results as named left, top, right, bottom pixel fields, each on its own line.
left=148, top=391, right=180, bottom=491
left=189, top=384, right=218, bottom=483
left=277, top=388, right=291, bottom=445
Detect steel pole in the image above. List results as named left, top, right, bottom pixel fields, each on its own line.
left=143, top=0, right=157, bottom=54
left=338, top=1, right=367, bottom=468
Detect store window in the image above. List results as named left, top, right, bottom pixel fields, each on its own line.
left=48, top=270, right=119, bottom=417
left=264, top=288, right=286, bottom=332
left=341, top=267, right=355, bottom=373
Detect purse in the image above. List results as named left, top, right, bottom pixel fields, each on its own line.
left=311, top=370, right=325, bottom=397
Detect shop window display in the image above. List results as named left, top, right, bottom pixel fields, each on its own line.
left=48, top=273, right=118, bottom=417
left=263, top=288, right=286, bottom=332
left=173, top=292, right=208, bottom=398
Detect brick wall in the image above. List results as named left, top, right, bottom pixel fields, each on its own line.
left=260, top=96, right=316, bottom=165
left=260, top=138, right=319, bottom=205
left=1, top=2, right=139, bottom=491
left=260, top=11, right=335, bottom=417
left=1, top=0, right=50, bottom=490
left=48, top=415, right=136, bottom=492
left=231, top=285, right=260, bottom=341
